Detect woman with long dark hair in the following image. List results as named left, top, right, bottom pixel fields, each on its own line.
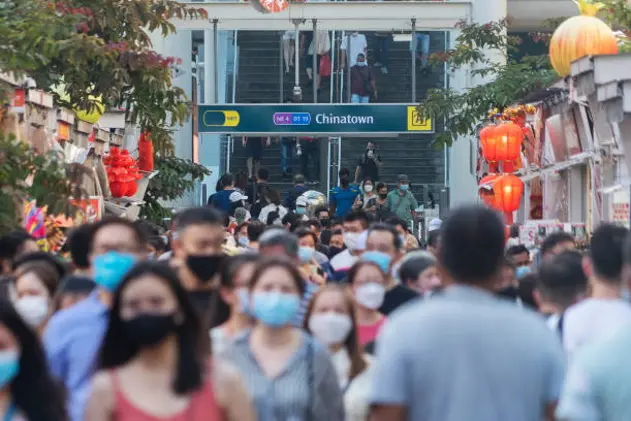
left=304, top=284, right=372, bottom=421
left=228, top=257, right=344, bottom=421
left=0, top=299, right=66, bottom=421
left=85, top=261, right=254, bottom=421
left=211, top=254, right=258, bottom=356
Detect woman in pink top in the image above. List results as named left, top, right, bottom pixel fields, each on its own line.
left=85, top=262, right=255, bottom=421
left=347, top=261, right=387, bottom=346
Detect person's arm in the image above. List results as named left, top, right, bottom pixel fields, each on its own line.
left=329, top=191, right=337, bottom=215
left=43, top=316, right=68, bottom=382
left=242, top=136, right=247, bottom=147
left=84, top=372, right=115, bottom=421
left=369, top=318, right=410, bottom=421
left=354, top=164, right=362, bottom=184
left=214, top=359, right=257, bottom=421
left=371, top=69, right=378, bottom=99
left=409, top=193, right=418, bottom=220
left=316, top=349, right=345, bottom=421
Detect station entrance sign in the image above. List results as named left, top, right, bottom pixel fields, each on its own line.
left=198, top=104, right=433, bottom=135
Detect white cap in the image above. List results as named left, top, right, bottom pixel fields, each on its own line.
left=229, top=191, right=248, bottom=202
left=356, top=230, right=368, bottom=251
left=428, top=218, right=442, bottom=232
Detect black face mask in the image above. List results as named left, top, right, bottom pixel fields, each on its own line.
left=378, top=193, right=388, bottom=199
left=340, top=176, right=350, bottom=187
left=122, top=313, right=177, bottom=347
left=320, top=218, right=331, bottom=228
left=495, top=286, right=519, bottom=301
left=328, top=246, right=344, bottom=258
left=186, top=254, right=224, bottom=283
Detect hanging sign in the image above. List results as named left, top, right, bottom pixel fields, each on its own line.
left=10, top=88, right=25, bottom=114
left=198, top=104, right=434, bottom=135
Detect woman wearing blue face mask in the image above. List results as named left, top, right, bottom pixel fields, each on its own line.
left=348, top=261, right=388, bottom=346
left=211, top=254, right=258, bottom=356
left=295, top=228, right=328, bottom=287
left=0, top=299, right=66, bottom=421
left=228, top=257, right=345, bottom=421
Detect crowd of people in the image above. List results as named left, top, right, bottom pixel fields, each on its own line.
left=1, top=198, right=631, bottom=420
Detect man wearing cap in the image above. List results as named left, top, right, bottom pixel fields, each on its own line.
left=387, top=174, right=418, bottom=227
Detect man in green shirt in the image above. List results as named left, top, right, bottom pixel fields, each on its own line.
left=387, top=174, right=418, bottom=226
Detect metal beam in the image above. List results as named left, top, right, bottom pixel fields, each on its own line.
left=174, top=1, right=472, bottom=31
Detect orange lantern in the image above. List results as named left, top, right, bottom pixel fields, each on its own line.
left=479, top=125, right=498, bottom=162
left=478, top=174, right=500, bottom=209
left=549, top=0, right=618, bottom=77
left=494, top=122, right=523, bottom=162
left=494, top=174, right=524, bottom=213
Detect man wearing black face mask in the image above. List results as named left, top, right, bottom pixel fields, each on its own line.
left=171, top=207, right=229, bottom=327
left=495, top=257, right=519, bottom=301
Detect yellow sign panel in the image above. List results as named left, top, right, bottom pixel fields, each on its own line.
left=202, top=110, right=240, bottom=127
left=407, top=106, right=433, bottom=132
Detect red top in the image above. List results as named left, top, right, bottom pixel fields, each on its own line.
left=110, top=371, right=224, bottom=421
left=358, top=317, right=387, bottom=346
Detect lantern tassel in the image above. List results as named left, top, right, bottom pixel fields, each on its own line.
left=572, top=0, right=604, bottom=17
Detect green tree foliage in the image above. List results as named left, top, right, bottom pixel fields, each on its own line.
left=421, top=19, right=557, bottom=147
left=140, top=156, right=211, bottom=224
left=0, top=0, right=208, bottom=154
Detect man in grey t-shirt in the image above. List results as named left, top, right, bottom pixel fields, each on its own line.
left=369, top=205, right=566, bottom=421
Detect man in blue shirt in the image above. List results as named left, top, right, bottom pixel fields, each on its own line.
left=44, top=218, right=148, bottom=421
left=330, top=168, right=360, bottom=219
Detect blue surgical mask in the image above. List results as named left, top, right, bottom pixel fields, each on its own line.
left=0, top=350, right=19, bottom=387
left=298, top=246, right=316, bottom=263
left=400, top=184, right=409, bottom=191
left=238, top=237, right=250, bottom=247
left=362, top=251, right=392, bottom=273
left=251, top=291, right=300, bottom=327
left=357, top=61, right=367, bottom=66
left=296, top=207, right=306, bottom=215
left=515, top=266, right=531, bottom=279
left=93, top=251, right=136, bottom=292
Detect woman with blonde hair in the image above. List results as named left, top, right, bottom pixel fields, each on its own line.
left=305, top=284, right=372, bottom=421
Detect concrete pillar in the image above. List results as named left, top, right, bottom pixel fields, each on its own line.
left=149, top=29, right=194, bottom=206
left=447, top=0, right=507, bottom=207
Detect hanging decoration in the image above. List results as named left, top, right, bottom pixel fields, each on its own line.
left=104, top=147, right=142, bottom=198
left=494, top=175, right=525, bottom=214
left=137, top=132, right=154, bottom=172
left=51, top=84, right=105, bottom=124
left=548, top=0, right=618, bottom=77
left=249, top=0, right=289, bottom=13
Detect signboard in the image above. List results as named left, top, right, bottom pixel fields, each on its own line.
left=612, top=189, right=630, bottom=228
left=198, top=104, right=434, bottom=135
left=70, top=197, right=103, bottom=224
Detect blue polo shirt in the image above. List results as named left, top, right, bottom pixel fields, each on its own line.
left=330, top=185, right=360, bottom=218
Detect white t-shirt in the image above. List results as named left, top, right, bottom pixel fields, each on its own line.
left=562, top=298, right=631, bottom=359
left=340, top=33, right=367, bottom=66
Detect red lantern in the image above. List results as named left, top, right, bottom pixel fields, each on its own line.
left=494, top=122, right=523, bottom=162
left=138, top=132, right=154, bottom=172
left=494, top=174, right=524, bottom=213
left=479, top=125, right=499, bottom=162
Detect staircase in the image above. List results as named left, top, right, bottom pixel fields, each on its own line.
left=228, top=30, right=446, bottom=206
left=339, top=31, right=447, bottom=204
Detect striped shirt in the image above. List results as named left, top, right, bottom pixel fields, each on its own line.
left=228, top=331, right=345, bottom=421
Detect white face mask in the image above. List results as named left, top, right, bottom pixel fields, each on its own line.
left=14, top=296, right=49, bottom=328
left=364, top=185, right=373, bottom=193
left=343, top=232, right=360, bottom=251
left=308, top=312, right=353, bottom=345
left=355, top=282, right=386, bottom=310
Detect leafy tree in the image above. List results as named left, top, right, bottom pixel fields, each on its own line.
left=140, top=156, right=211, bottom=224
left=422, top=0, right=631, bottom=148
left=421, top=19, right=556, bottom=147
left=0, top=0, right=208, bottom=154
